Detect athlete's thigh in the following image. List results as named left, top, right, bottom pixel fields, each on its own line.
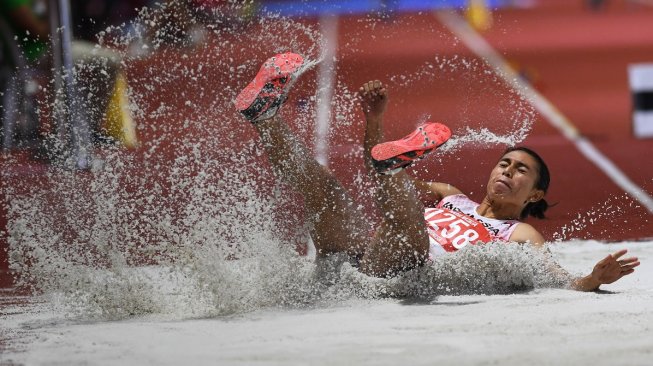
left=308, top=186, right=371, bottom=257
left=360, top=220, right=429, bottom=277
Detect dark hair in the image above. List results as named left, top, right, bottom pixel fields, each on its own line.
left=503, top=146, right=551, bottom=220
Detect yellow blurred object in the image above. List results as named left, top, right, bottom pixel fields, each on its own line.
left=465, top=0, right=493, bottom=32
left=103, top=72, right=138, bottom=148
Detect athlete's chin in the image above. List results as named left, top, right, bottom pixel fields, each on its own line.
left=487, top=191, right=514, bottom=203
left=488, top=187, right=511, bottom=197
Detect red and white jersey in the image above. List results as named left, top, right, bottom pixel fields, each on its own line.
left=425, top=194, right=521, bottom=258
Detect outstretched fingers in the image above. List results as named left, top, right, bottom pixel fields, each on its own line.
left=591, top=248, right=640, bottom=285
left=596, top=249, right=629, bottom=268
left=610, top=250, right=640, bottom=273
left=619, top=256, right=640, bottom=265
left=611, top=249, right=629, bottom=260
left=618, top=256, right=640, bottom=273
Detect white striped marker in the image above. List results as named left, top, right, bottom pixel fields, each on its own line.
left=628, top=64, right=653, bottom=138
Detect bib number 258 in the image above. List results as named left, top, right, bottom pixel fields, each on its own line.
left=429, top=211, right=481, bottom=249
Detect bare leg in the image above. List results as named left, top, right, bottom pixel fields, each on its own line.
left=250, top=79, right=428, bottom=278
left=359, top=171, right=429, bottom=276
left=254, top=115, right=369, bottom=258
left=357, top=80, right=429, bottom=277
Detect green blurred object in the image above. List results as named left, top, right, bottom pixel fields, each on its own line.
left=0, top=0, right=48, bottom=63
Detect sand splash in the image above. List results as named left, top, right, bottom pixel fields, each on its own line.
left=2, top=1, right=551, bottom=321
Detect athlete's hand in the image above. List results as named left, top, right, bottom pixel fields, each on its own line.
left=590, top=249, right=640, bottom=287
left=358, top=80, right=388, bottom=119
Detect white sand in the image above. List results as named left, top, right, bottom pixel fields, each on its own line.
left=2, top=240, right=652, bottom=366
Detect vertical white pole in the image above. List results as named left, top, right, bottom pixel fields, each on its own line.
left=314, top=14, right=338, bottom=167
left=307, top=14, right=338, bottom=258
left=49, top=0, right=92, bottom=168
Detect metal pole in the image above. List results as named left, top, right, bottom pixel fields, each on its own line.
left=48, top=0, right=64, bottom=149
left=314, top=14, right=338, bottom=167
left=48, top=0, right=92, bottom=168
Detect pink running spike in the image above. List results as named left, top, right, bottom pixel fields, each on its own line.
left=371, top=122, right=451, bottom=174
left=234, top=52, right=304, bottom=122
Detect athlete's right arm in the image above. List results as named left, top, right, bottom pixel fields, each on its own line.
left=359, top=80, right=388, bottom=151
left=412, top=180, right=463, bottom=205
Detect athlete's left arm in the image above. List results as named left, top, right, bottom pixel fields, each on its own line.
left=510, top=224, right=641, bottom=291
left=569, top=249, right=640, bottom=291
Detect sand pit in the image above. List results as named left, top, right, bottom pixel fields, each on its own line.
left=1, top=240, right=651, bottom=366
left=2, top=3, right=653, bottom=366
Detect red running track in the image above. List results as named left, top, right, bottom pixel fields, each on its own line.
left=2, top=1, right=653, bottom=287
left=340, top=1, right=653, bottom=243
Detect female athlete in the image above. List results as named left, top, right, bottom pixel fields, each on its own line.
left=234, top=53, right=639, bottom=291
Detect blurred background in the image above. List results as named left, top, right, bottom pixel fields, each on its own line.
left=2, top=0, right=653, bottom=288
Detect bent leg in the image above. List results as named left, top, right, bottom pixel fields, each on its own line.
left=357, top=80, right=429, bottom=277
left=254, top=116, right=369, bottom=257
left=359, top=170, right=429, bottom=277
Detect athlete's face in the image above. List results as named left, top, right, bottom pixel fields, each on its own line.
left=486, top=151, right=545, bottom=207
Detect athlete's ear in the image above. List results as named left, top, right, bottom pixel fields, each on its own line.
left=528, top=189, right=545, bottom=203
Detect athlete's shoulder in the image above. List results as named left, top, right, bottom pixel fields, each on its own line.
left=509, top=222, right=545, bottom=246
